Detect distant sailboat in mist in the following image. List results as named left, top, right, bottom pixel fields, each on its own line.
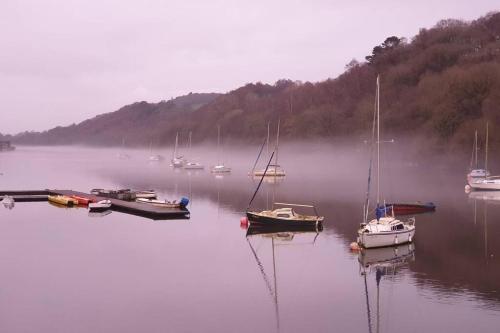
left=117, top=137, right=131, bottom=159
left=149, top=140, right=165, bottom=162
left=170, top=132, right=185, bottom=167
left=183, top=131, right=204, bottom=170
left=467, top=122, right=500, bottom=191
left=252, top=120, right=285, bottom=178
left=211, top=125, right=231, bottom=173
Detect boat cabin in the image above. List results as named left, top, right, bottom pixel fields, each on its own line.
left=469, top=169, right=490, bottom=178
left=273, top=208, right=295, bottom=219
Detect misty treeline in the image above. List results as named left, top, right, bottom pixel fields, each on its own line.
left=6, top=12, right=500, bottom=153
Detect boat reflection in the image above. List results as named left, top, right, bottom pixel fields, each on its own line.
left=88, top=210, right=113, bottom=218
left=358, top=244, right=415, bottom=333
left=245, top=224, right=322, bottom=332
left=468, top=191, right=500, bottom=204
left=251, top=175, right=285, bottom=185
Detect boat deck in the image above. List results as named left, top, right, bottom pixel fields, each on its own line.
left=0, top=189, right=190, bottom=220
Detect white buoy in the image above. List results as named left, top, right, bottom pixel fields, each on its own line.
left=465, top=184, right=471, bottom=193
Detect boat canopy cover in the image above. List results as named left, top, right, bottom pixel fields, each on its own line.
left=375, top=205, right=391, bottom=221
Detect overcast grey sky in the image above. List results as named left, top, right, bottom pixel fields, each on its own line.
left=0, top=0, right=497, bottom=134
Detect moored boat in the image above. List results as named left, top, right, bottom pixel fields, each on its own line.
left=253, top=165, right=286, bottom=177
left=358, top=213, right=416, bottom=249
left=70, top=195, right=94, bottom=206
left=48, top=195, right=79, bottom=207
left=89, top=200, right=112, bottom=211
left=136, top=197, right=189, bottom=208
left=210, top=125, right=231, bottom=173
left=134, top=190, right=157, bottom=199
left=211, top=165, right=231, bottom=173
left=184, top=162, right=204, bottom=170
left=247, top=203, right=324, bottom=227
left=384, top=202, right=436, bottom=215
left=357, top=75, right=416, bottom=249
left=90, top=188, right=136, bottom=201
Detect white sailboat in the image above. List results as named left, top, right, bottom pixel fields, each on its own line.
left=183, top=131, right=204, bottom=170
left=253, top=120, right=285, bottom=177
left=211, top=125, right=231, bottom=173
left=170, top=132, right=185, bottom=168
left=468, top=122, right=500, bottom=190
left=357, top=75, right=415, bottom=249
left=148, top=140, right=164, bottom=162
left=467, top=129, right=490, bottom=179
left=117, top=138, right=131, bottom=159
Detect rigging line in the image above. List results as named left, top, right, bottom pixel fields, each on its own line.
left=252, top=137, right=268, bottom=173
left=247, top=151, right=275, bottom=210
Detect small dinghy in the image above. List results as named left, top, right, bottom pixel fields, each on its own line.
left=48, top=195, right=79, bottom=207
left=136, top=197, right=189, bottom=209
left=2, top=195, right=15, bottom=209
left=70, top=195, right=94, bottom=206
left=89, top=200, right=112, bottom=211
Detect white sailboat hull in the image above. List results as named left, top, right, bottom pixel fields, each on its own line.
left=469, top=178, right=500, bottom=190
left=358, top=226, right=415, bottom=249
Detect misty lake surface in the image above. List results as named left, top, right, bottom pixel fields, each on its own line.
left=1, top=144, right=499, bottom=332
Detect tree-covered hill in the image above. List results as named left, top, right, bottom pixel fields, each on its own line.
left=11, top=12, right=500, bottom=151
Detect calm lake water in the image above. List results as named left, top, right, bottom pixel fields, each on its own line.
left=0, top=145, right=499, bottom=332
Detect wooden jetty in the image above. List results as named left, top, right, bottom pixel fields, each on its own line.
left=0, top=189, right=190, bottom=220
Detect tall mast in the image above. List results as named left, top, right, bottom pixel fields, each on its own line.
left=217, top=125, right=221, bottom=164
left=376, top=75, right=380, bottom=206
left=267, top=121, right=270, bottom=157
left=475, top=130, right=478, bottom=169
left=174, top=132, right=179, bottom=158
left=189, top=131, right=192, bottom=154
left=485, top=122, right=489, bottom=172
left=275, top=118, right=281, bottom=166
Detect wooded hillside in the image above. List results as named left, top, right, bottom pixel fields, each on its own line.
left=10, top=12, right=500, bottom=151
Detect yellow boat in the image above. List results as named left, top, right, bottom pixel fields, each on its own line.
left=48, top=195, right=79, bottom=207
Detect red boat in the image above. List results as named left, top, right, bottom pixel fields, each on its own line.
left=70, top=195, right=95, bottom=206
left=384, top=202, right=436, bottom=215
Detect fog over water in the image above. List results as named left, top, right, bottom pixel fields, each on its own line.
left=0, top=144, right=499, bottom=332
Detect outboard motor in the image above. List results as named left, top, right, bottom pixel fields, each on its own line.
left=179, top=197, right=190, bottom=208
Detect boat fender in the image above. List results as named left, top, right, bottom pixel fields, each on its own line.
left=240, top=217, right=249, bottom=229
left=350, top=242, right=361, bottom=252
left=394, top=235, right=398, bottom=244
left=409, top=234, right=412, bottom=242
left=179, top=197, right=190, bottom=207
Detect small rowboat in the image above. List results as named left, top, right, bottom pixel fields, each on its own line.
left=384, top=202, right=436, bottom=215
left=136, top=197, right=189, bottom=208
left=48, top=195, right=79, bottom=207
left=70, top=195, right=94, bottom=206
left=89, top=200, right=112, bottom=211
